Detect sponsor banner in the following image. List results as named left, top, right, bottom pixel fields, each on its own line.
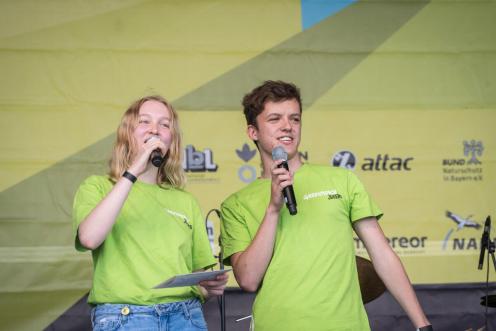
left=179, top=110, right=495, bottom=285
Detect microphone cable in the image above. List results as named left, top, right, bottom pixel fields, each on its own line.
left=205, top=208, right=226, bottom=331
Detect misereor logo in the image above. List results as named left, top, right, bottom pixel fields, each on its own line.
left=442, top=140, right=484, bottom=182
left=182, top=145, right=218, bottom=172
left=331, top=150, right=414, bottom=171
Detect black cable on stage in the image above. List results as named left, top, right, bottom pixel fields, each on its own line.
left=205, top=208, right=226, bottom=331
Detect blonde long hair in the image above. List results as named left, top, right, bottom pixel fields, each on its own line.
left=108, top=95, right=185, bottom=188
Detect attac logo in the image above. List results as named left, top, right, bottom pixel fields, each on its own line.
left=332, top=150, right=356, bottom=170
left=442, top=210, right=482, bottom=250
left=361, top=154, right=413, bottom=171
left=442, top=140, right=484, bottom=182
left=332, top=150, right=414, bottom=172
left=182, top=145, right=218, bottom=172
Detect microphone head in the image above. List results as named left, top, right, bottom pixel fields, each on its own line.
left=151, top=152, right=163, bottom=167
left=272, top=146, right=288, bottom=161
left=145, top=135, right=159, bottom=143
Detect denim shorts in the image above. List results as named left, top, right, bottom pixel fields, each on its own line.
left=91, top=298, right=208, bottom=331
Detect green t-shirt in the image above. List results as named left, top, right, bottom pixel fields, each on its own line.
left=221, top=164, right=383, bottom=331
left=73, top=175, right=216, bottom=305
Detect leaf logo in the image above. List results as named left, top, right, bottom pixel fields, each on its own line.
left=236, top=143, right=257, bottom=162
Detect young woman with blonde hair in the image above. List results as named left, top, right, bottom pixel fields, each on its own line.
left=73, top=95, right=227, bottom=330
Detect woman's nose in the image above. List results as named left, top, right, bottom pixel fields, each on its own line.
left=149, top=122, right=158, bottom=133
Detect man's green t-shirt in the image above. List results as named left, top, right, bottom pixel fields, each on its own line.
left=221, top=164, right=382, bottom=331
left=73, top=175, right=216, bottom=305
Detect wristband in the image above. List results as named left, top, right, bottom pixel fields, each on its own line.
left=417, top=325, right=433, bottom=331
left=122, top=170, right=137, bottom=183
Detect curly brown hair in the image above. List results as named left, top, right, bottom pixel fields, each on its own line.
left=242, top=80, right=302, bottom=128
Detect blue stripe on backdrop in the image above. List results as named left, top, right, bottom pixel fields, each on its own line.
left=301, top=0, right=357, bottom=30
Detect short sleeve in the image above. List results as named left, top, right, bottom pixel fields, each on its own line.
left=190, top=197, right=217, bottom=271
left=220, top=196, right=252, bottom=266
left=72, top=176, right=110, bottom=252
left=347, top=171, right=383, bottom=223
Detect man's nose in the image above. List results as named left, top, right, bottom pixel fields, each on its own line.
left=280, top=117, right=292, bottom=131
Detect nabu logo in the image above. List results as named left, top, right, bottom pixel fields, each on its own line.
left=442, top=210, right=481, bottom=250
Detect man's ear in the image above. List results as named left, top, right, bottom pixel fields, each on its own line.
left=247, top=125, right=258, bottom=142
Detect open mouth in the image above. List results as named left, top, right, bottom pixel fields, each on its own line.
left=278, top=136, right=293, bottom=143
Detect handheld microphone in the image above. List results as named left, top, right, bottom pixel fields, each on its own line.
left=271, top=146, right=297, bottom=215
left=146, top=136, right=164, bottom=167
left=150, top=150, right=163, bottom=167
left=478, top=216, right=491, bottom=270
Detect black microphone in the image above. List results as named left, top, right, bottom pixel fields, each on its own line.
left=272, top=146, right=297, bottom=215
left=146, top=136, right=164, bottom=167
left=150, top=150, right=163, bottom=167
left=478, top=216, right=491, bottom=270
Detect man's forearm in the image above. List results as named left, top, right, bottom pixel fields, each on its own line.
left=354, top=218, right=430, bottom=329
left=372, top=248, right=430, bottom=328
left=231, top=207, right=280, bottom=292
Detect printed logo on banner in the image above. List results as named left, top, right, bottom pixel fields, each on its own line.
left=332, top=150, right=356, bottom=169
left=331, top=150, right=414, bottom=171
left=361, top=154, right=413, bottom=171
left=206, top=219, right=215, bottom=254
left=183, top=145, right=220, bottom=183
left=236, top=143, right=258, bottom=183
left=442, top=210, right=482, bottom=250
left=236, top=144, right=308, bottom=183
left=183, top=145, right=218, bottom=172
left=442, top=140, right=484, bottom=182
left=354, top=235, right=428, bottom=255
left=299, top=151, right=309, bottom=162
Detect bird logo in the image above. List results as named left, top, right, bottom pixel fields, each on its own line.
left=446, top=211, right=481, bottom=230
left=442, top=211, right=481, bottom=250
